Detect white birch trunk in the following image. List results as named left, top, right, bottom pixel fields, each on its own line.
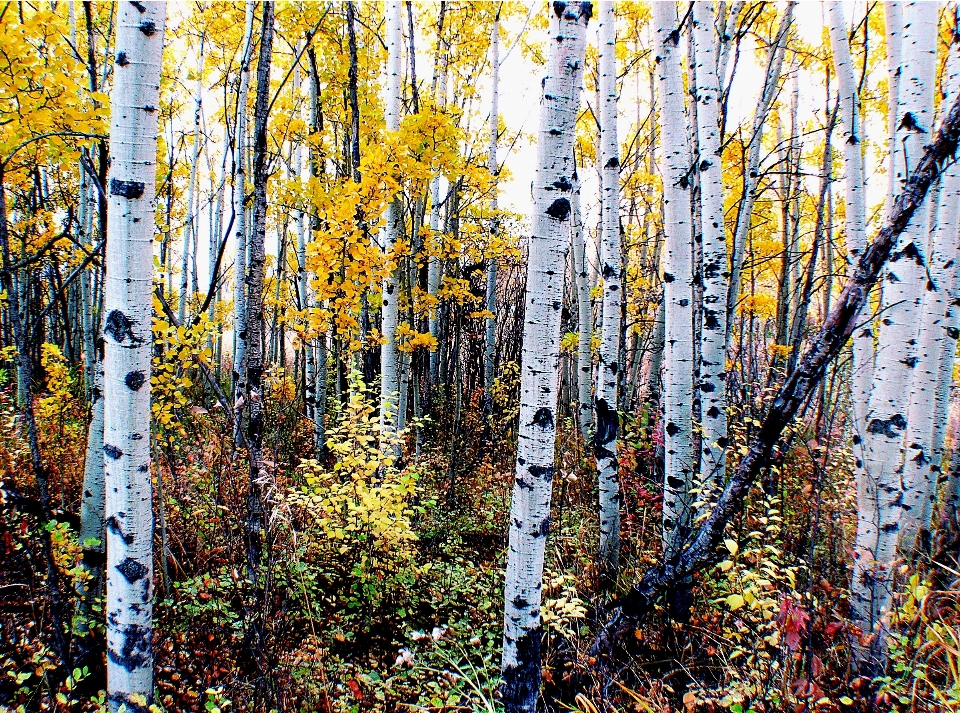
left=853, top=1, right=937, bottom=671
left=828, top=2, right=873, bottom=508
left=179, top=36, right=203, bottom=324
left=596, top=0, right=622, bottom=575
left=428, top=50, right=449, bottom=385
left=233, top=1, right=254, bottom=397
left=654, top=0, right=695, bottom=560
left=380, top=0, right=402, bottom=433
left=901, top=39, right=960, bottom=548
left=693, top=1, right=728, bottom=491
left=77, top=336, right=104, bottom=622
left=103, top=3, right=165, bottom=708
left=500, top=4, right=588, bottom=710
left=573, top=172, right=593, bottom=442
left=483, top=16, right=500, bottom=411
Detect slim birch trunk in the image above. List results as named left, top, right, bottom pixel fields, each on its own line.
left=853, top=0, right=938, bottom=674
left=380, top=1, right=402, bottom=434
left=179, top=35, right=204, bottom=324
left=233, top=1, right=254, bottom=399
left=77, top=326, right=104, bottom=626
left=654, top=0, right=695, bottom=560
left=596, top=0, right=622, bottom=576
left=483, top=15, right=500, bottom=422
left=244, top=0, right=274, bottom=586
left=693, top=1, right=728, bottom=490
left=724, top=3, right=794, bottom=343
left=828, top=3, right=872, bottom=501
left=102, top=3, right=166, bottom=708
left=573, top=171, right=593, bottom=442
left=428, top=9, right=448, bottom=384
left=500, top=4, right=589, bottom=710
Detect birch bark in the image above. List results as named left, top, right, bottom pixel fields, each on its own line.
left=179, top=36, right=203, bottom=324
left=596, top=0, right=622, bottom=575
left=102, top=3, right=165, bottom=708
left=573, top=171, right=593, bottom=442
left=854, top=0, right=938, bottom=672
left=654, top=0, right=695, bottom=560
left=232, top=1, right=254, bottom=398
left=500, top=4, right=589, bottom=710
left=380, top=0, right=402, bottom=433
left=693, top=1, right=728, bottom=490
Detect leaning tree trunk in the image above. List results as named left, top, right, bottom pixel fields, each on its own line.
left=102, top=3, right=166, bottom=710
left=653, top=0, right=695, bottom=561
left=692, top=1, right=728, bottom=491
left=853, top=0, right=938, bottom=675
left=596, top=0, right=622, bottom=578
left=500, top=4, right=589, bottom=711
left=380, top=0, right=402, bottom=434
left=232, top=0, right=254, bottom=400
left=591, top=80, right=960, bottom=666
left=483, top=14, right=500, bottom=424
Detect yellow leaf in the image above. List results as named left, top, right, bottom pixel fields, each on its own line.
left=726, top=593, right=745, bottom=611
left=724, top=539, right=739, bottom=557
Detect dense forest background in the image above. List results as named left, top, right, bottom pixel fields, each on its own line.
left=3, top=1, right=960, bottom=712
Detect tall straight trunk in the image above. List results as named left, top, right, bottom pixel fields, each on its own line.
left=179, top=35, right=204, bottom=324
left=596, top=0, right=622, bottom=577
left=573, top=172, right=593, bottom=441
left=500, top=4, right=589, bottom=710
left=380, top=1, right=402, bottom=433
left=693, top=1, right=728, bottom=490
left=654, top=1, right=695, bottom=561
left=77, top=321, right=104, bottom=626
left=428, top=6, right=448, bottom=385
left=307, top=47, right=326, bottom=453
left=483, top=15, right=500, bottom=421
left=828, top=3, right=873, bottom=501
left=724, top=3, right=794, bottom=343
left=102, top=3, right=166, bottom=709
left=900, top=39, right=960, bottom=550
left=853, top=0, right=937, bottom=674
left=244, top=0, right=274, bottom=583
left=233, top=1, right=254, bottom=397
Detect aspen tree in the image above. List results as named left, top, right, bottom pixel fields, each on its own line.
left=854, top=0, right=938, bottom=673
left=900, top=36, right=960, bottom=551
left=102, top=2, right=165, bottom=708
left=827, top=1, right=871, bottom=494
left=380, top=0, right=402, bottom=433
left=596, top=0, right=622, bottom=576
left=233, top=1, right=254, bottom=398
left=179, top=35, right=204, bottom=324
left=483, top=13, right=500, bottom=421
left=244, top=0, right=274, bottom=583
left=500, top=3, right=589, bottom=710
left=653, top=0, right=695, bottom=559
left=573, top=170, right=593, bottom=442
left=692, top=1, right=728, bottom=489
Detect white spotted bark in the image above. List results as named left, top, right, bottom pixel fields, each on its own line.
left=380, top=0, right=402, bottom=433
left=572, top=170, right=593, bottom=444
left=654, top=0, right=695, bottom=560
left=232, top=1, right=254, bottom=398
left=178, top=36, right=203, bottom=324
left=500, top=3, right=588, bottom=710
left=692, top=1, right=728, bottom=490
left=901, top=37, right=960, bottom=549
left=853, top=0, right=937, bottom=673
left=596, top=0, right=622, bottom=575
left=828, top=2, right=873, bottom=512
left=102, top=3, right=165, bottom=709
